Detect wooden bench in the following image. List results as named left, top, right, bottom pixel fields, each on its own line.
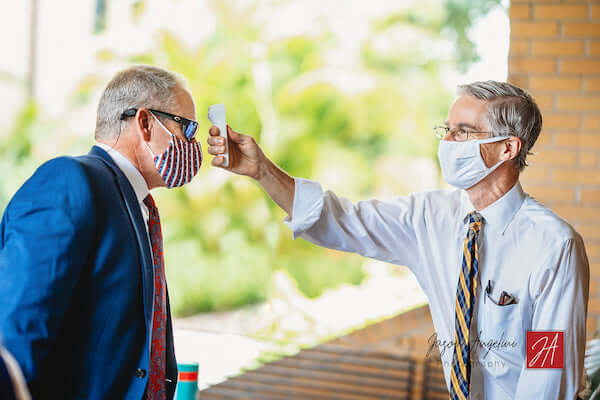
left=197, top=305, right=448, bottom=399
left=197, top=343, right=448, bottom=399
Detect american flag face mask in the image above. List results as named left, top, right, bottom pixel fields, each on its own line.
left=146, top=114, right=203, bottom=188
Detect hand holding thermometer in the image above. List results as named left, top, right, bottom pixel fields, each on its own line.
left=207, top=104, right=229, bottom=167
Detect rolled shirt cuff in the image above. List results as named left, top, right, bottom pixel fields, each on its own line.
left=283, top=177, right=324, bottom=239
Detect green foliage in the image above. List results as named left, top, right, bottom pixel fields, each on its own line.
left=0, top=101, right=39, bottom=211
left=444, top=0, right=503, bottom=71
left=0, top=101, right=37, bottom=162
left=0, top=0, right=503, bottom=316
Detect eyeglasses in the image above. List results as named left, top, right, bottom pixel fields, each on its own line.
left=120, top=108, right=199, bottom=141
left=433, top=125, right=492, bottom=142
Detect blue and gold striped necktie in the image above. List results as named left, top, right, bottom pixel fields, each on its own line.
left=450, top=211, right=484, bottom=400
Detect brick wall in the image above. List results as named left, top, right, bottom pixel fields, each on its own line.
left=508, top=1, right=600, bottom=338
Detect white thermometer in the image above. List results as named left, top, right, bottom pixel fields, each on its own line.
left=207, top=104, right=229, bottom=167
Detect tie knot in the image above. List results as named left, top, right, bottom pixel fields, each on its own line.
left=144, top=194, right=156, bottom=210
left=468, top=211, right=483, bottom=225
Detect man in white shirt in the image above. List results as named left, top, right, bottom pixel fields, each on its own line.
left=206, top=80, right=589, bottom=399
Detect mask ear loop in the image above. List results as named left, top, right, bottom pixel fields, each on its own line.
left=145, top=141, right=157, bottom=160
left=476, top=135, right=511, bottom=144
left=476, top=136, right=511, bottom=173
left=145, top=114, right=176, bottom=159
left=151, top=114, right=176, bottom=139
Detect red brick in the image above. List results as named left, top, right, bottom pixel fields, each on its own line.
left=560, top=59, right=600, bottom=74
left=542, top=113, right=580, bottom=129
left=587, top=318, right=598, bottom=340
left=512, top=0, right=560, bottom=4
left=509, top=75, right=530, bottom=89
left=510, top=39, right=530, bottom=56
left=590, top=299, right=600, bottom=314
left=532, top=40, right=585, bottom=56
left=579, top=224, right=600, bottom=239
left=588, top=243, right=600, bottom=259
left=511, top=22, right=559, bottom=38
left=556, top=133, right=600, bottom=148
left=583, top=246, right=600, bottom=262
left=526, top=184, right=575, bottom=202
left=530, top=76, right=582, bottom=91
left=591, top=263, right=600, bottom=280
left=587, top=78, right=600, bottom=92
left=521, top=165, right=550, bottom=183
left=553, top=205, right=600, bottom=222
left=591, top=42, right=600, bottom=57
left=534, top=94, right=555, bottom=109
left=558, top=95, right=600, bottom=111
left=533, top=131, right=552, bottom=146
left=593, top=5, right=600, bottom=19
left=591, top=278, right=599, bottom=297
left=564, top=23, right=600, bottom=38
left=529, top=149, right=577, bottom=166
left=582, top=189, right=600, bottom=203
left=534, top=5, right=587, bottom=19
left=553, top=169, right=600, bottom=184
left=511, top=58, right=556, bottom=74
left=511, top=5, right=531, bottom=19
left=583, top=116, right=600, bottom=130
left=579, top=151, right=598, bottom=167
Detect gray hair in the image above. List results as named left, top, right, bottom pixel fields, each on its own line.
left=457, top=80, right=543, bottom=171
left=94, top=65, right=187, bottom=140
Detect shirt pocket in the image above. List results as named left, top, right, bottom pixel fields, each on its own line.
left=481, top=300, right=520, bottom=338
left=477, top=301, right=523, bottom=382
left=479, top=301, right=522, bottom=357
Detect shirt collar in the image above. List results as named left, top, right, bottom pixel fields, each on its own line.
left=460, top=181, right=526, bottom=235
left=95, top=143, right=149, bottom=204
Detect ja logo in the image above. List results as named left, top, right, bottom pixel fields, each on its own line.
left=526, top=331, right=564, bottom=369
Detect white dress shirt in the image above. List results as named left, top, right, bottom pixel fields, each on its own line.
left=284, top=177, right=589, bottom=400
left=96, top=143, right=150, bottom=233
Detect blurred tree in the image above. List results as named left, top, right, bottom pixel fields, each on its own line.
left=0, top=0, right=502, bottom=316
left=94, top=0, right=107, bottom=34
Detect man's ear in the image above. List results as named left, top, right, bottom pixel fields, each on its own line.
left=503, top=136, right=522, bottom=161
left=135, top=108, right=153, bottom=142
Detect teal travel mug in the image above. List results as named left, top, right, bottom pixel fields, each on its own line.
left=175, top=362, right=199, bottom=400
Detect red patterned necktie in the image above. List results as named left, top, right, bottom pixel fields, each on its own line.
left=144, top=194, right=167, bottom=400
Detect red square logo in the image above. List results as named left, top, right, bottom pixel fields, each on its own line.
left=526, top=331, right=564, bottom=369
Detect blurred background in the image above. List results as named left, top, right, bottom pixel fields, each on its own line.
left=0, top=0, right=509, bottom=388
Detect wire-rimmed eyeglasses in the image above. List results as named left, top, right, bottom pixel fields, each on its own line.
left=433, top=125, right=493, bottom=142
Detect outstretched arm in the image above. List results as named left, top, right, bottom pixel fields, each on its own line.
left=207, top=126, right=421, bottom=269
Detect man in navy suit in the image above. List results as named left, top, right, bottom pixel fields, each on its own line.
left=0, top=65, right=202, bottom=399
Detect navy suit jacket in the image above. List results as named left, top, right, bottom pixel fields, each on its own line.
left=0, top=146, right=177, bottom=399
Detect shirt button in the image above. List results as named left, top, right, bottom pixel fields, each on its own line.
left=135, top=368, right=147, bottom=378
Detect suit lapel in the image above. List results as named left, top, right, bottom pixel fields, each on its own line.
left=88, top=146, right=154, bottom=332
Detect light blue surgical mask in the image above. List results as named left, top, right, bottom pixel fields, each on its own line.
left=438, top=136, right=509, bottom=189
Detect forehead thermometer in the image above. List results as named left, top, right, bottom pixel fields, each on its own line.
left=207, top=104, right=229, bottom=167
